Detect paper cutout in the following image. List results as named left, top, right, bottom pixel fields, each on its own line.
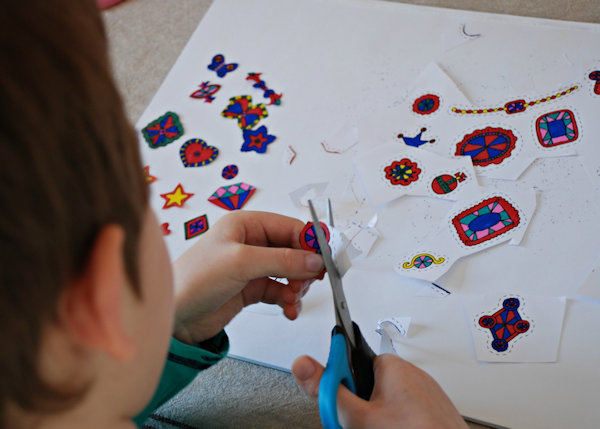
left=160, top=222, right=171, bottom=236
left=455, top=127, right=517, bottom=167
left=535, top=109, right=578, bottom=147
left=207, top=54, right=238, bottom=78
left=464, top=294, right=566, bottom=362
left=412, top=94, right=440, bottom=115
left=451, top=85, right=579, bottom=115
left=397, top=127, right=435, bottom=147
left=589, top=70, right=600, bottom=95
left=160, top=184, right=194, bottom=209
left=246, top=72, right=283, bottom=105
left=299, top=221, right=330, bottom=255
left=179, top=138, right=219, bottom=167
left=396, top=186, right=536, bottom=282
left=141, top=111, right=184, bottom=149
left=221, top=95, right=268, bottom=129
left=144, top=166, right=157, bottom=184
left=288, top=183, right=328, bottom=208
left=208, top=182, right=256, bottom=211
left=221, top=164, right=239, bottom=180
left=452, top=196, right=520, bottom=247
left=354, top=143, right=478, bottom=205
left=402, top=253, right=446, bottom=269
left=384, top=158, right=421, bottom=185
left=298, top=220, right=352, bottom=278
left=431, top=172, right=466, bottom=195
left=184, top=214, right=209, bottom=239
left=377, top=317, right=411, bottom=355
left=478, top=297, right=530, bottom=352
left=190, top=81, right=221, bottom=103
left=241, top=125, right=276, bottom=153
left=320, top=124, right=359, bottom=154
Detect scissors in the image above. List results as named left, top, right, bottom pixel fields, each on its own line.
left=308, top=199, right=376, bottom=429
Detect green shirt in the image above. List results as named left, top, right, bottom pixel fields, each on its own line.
left=134, top=331, right=229, bottom=427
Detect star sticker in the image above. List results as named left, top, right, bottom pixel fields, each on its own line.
left=241, top=125, right=276, bottom=154
left=144, top=166, right=157, bottom=184
left=160, top=184, right=194, bottom=209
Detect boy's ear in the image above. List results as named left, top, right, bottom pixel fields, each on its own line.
left=60, top=224, right=136, bottom=361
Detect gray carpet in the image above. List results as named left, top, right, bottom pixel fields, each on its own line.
left=102, top=1, right=598, bottom=428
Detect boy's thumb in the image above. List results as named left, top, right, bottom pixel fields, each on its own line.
left=292, top=355, right=324, bottom=398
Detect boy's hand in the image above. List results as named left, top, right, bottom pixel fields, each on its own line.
left=172, top=211, right=324, bottom=344
left=292, top=353, right=468, bottom=429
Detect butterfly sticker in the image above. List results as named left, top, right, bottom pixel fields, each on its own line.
left=207, top=54, right=238, bottom=78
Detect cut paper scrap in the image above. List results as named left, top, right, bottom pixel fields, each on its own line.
left=160, top=184, right=194, bottom=209
left=190, top=81, right=221, bottom=103
left=184, top=214, right=209, bottom=240
left=289, top=182, right=328, bottom=209
left=344, top=224, right=379, bottom=259
left=578, top=254, right=600, bottom=300
left=321, top=124, right=359, bottom=154
left=395, top=186, right=536, bottom=282
left=141, top=111, right=184, bottom=149
left=208, top=182, right=256, bottom=211
left=179, top=138, right=219, bottom=167
left=354, top=143, right=478, bottom=206
left=241, top=125, right=276, bottom=153
left=221, top=95, right=268, bottom=130
left=160, top=222, right=171, bottom=236
left=207, top=53, right=238, bottom=78
left=376, top=317, right=411, bottom=355
left=462, top=294, right=567, bottom=362
left=299, top=221, right=352, bottom=278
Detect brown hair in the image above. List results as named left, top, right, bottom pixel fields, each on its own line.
left=0, top=0, right=148, bottom=424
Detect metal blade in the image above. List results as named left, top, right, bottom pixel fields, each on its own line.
left=308, top=200, right=355, bottom=347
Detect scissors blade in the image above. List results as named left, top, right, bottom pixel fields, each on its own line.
left=308, top=200, right=355, bottom=347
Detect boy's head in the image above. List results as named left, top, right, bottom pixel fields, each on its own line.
left=0, top=0, right=173, bottom=424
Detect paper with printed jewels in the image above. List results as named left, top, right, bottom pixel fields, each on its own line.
left=462, top=294, right=566, bottom=362
left=354, top=143, right=478, bottom=205
left=395, top=184, right=536, bottom=282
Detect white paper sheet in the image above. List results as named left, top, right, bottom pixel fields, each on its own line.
left=135, top=0, right=600, bottom=427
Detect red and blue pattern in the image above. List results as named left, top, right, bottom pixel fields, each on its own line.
left=221, top=164, right=239, bottom=180
left=184, top=215, right=209, bottom=240
left=141, top=111, right=184, bottom=149
left=299, top=222, right=330, bottom=255
left=221, top=95, right=268, bottom=130
left=479, top=297, right=530, bottom=352
left=207, top=54, right=238, bottom=78
left=535, top=109, right=578, bottom=147
left=452, top=196, right=520, bottom=246
left=241, top=125, right=276, bottom=153
left=455, top=127, right=517, bottom=167
left=190, top=81, right=221, bottom=103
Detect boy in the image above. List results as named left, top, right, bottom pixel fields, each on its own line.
left=0, top=1, right=466, bottom=428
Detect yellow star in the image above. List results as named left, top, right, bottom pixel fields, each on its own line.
left=160, top=184, right=194, bottom=209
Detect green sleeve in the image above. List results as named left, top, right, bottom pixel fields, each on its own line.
left=133, top=330, right=229, bottom=427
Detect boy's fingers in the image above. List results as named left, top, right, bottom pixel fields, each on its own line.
left=235, top=245, right=323, bottom=281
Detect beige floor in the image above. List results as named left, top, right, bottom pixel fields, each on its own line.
left=103, top=1, right=598, bottom=428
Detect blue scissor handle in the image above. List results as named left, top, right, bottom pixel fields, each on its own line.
left=319, top=332, right=356, bottom=429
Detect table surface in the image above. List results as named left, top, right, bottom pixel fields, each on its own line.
left=103, top=1, right=599, bottom=428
